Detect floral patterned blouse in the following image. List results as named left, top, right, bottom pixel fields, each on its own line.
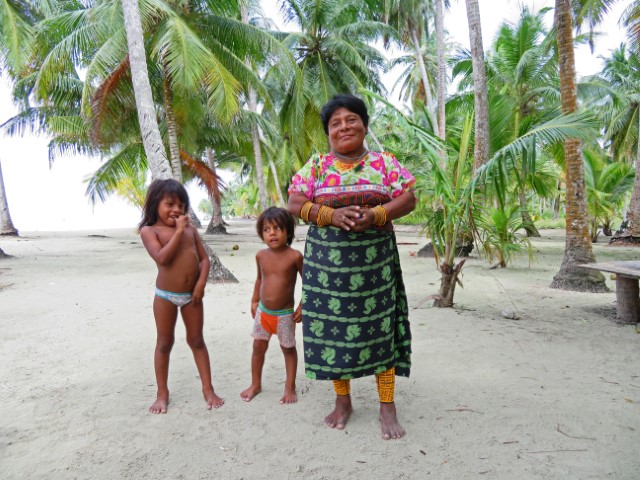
left=288, top=151, right=416, bottom=208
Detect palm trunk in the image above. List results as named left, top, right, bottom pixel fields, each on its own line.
left=161, top=72, right=200, bottom=227
left=435, top=0, right=446, bottom=141
left=269, top=160, right=285, bottom=207
left=0, top=158, right=18, bottom=236
left=410, top=24, right=439, bottom=137
left=205, top=148, right=227, bottom=234
left=162, top=72, right=182, bottom=180
left=434, top=259, right=466, bottom=307
left=518, top=188, right=540, bottom=237
left=121, top=0, right=171, bottom=180
left=242, top=5, right=268, bottom=211
left=465, top=0, right=490, bottom=171
left=550, top=0, right=606, bottom=292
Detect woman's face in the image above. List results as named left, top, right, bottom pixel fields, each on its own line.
left=327, top=107, right=367, bottom=155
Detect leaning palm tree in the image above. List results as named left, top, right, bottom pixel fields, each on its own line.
left=121, top=0, right=172, bottom=179
left=550, top=0, right=606, bottom=292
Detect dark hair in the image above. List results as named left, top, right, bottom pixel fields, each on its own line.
left=256, top=207, right=296, bottom=245
left=320, top=94, right=369, bottom=135
left=138, top=179, right=190, bottom=231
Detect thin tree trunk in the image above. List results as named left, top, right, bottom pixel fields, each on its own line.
left=550, top=0, right=607, bottom=292
left=269, top=159, right=285, bottom=207
left=435, top=0, right=446, bottom=141
left=162, top=72, right=182, bottom=180
left=242, top=4, right=268, bottom=211
left=410, top=25, right=439, bottom=137
left=249, top=90, right=268, bottom=210
left=465, top=0, right=490, bottom=171
left=121, top=0, right=171, bottom=180
left=0, top=158, right=18, bottom=236
left=518, top=182, right=540, bottom=238
left=205, top=148, right=227, bottom=234
left=161, top=72, right=200, bottom=227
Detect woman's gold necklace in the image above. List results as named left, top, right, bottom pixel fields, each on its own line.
left=333, top=149, right=369, bottom=161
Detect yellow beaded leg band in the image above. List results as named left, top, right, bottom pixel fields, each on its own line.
left=376, top=367, right=395, bottom=403
left=333, top=379, right=351, bottom=396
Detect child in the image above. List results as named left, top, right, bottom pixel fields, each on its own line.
left=240, top=207, right=303, bottom=404
left=139, top=179, right=224, bottom=414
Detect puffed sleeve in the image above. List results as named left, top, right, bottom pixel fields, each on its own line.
left=382, top=152, right=416, bottom=198
left=287, top=154, right=319, bottom=200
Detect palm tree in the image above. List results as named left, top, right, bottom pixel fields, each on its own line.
left=0, top=159, right=18, bottom=236
left=273, top=0, right=388, bottom=163
left=0, top=0, right=35, bottom=236
left=550, top=0, right=606, bottom=292
left=465, top=0, right=489, bottom=171
left=121, top=0, right=172, bottom=179
left=596, top=44, right=640, bottom=244
left=383, top=0, right=438, bottom=135
left=204, top=148, right=227, bottom=234
left=583, top=147, right=634, bottom=242
left=435, top=0, right=446, bottom=141
left=241, top=2, right=268, bottom=210
left=622, top=1, right=640, bottom=49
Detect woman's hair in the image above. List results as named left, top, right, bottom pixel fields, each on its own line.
left=256, top=207, right=296, bottom=245
left=320, top=94, right=369, bottom=135
left=138, top=179, right=190, bottom=231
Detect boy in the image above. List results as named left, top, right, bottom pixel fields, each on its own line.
left=241, top=207, right=303, bottom=404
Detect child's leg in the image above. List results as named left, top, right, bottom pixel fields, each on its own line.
left=240, top=339, right=268, bottom=402
left=181, top=301, right=224, bottom=409
left=280, top=345, right=297, bottom=404
left=150, top=296, right=178, bottom=414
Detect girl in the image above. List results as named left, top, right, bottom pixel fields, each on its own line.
left=139, top=179, right=224, bottom=413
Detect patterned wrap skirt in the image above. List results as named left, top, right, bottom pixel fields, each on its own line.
left=301, top=224, right=412, bottom=380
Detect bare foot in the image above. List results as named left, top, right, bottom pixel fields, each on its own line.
left=280, top=387, right=297, bottom=404
left=325, top=395, right=352, bottom=429
left=204, top=388, right=225, bottom=410
left=379, top=402, right=405, bottom=440
left=240, top=384, right=262, bottom=402
left=149, top=390, right=169, bottom=414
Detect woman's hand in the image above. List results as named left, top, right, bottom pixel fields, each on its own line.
left=331, top=206, right=362, bottom=231
left=351, top=207, right=376, bottom=232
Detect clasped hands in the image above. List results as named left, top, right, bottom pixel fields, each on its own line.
left=332, top=205, right=373, bottom=232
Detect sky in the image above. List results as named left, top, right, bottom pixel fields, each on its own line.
left=0, top=0, right=629, bottom=232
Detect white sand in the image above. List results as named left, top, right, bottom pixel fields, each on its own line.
left=1, top=221, right=639, bottom=479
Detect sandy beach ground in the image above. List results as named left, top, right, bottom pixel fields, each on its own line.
left=1, top=220, right=639, bottom=479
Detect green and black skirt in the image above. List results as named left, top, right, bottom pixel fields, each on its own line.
left=301, top=224, right=412, bottom=380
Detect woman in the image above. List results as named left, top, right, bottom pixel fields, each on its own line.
left=287, top=94, right=416, bottom=440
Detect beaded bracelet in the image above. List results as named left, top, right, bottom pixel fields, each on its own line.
left=371, top=205, right=387, bottom=226
left=300, top=201, right=314, bottom=223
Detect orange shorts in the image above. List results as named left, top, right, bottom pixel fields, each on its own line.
left=251, top=305, right=296, bottom=348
